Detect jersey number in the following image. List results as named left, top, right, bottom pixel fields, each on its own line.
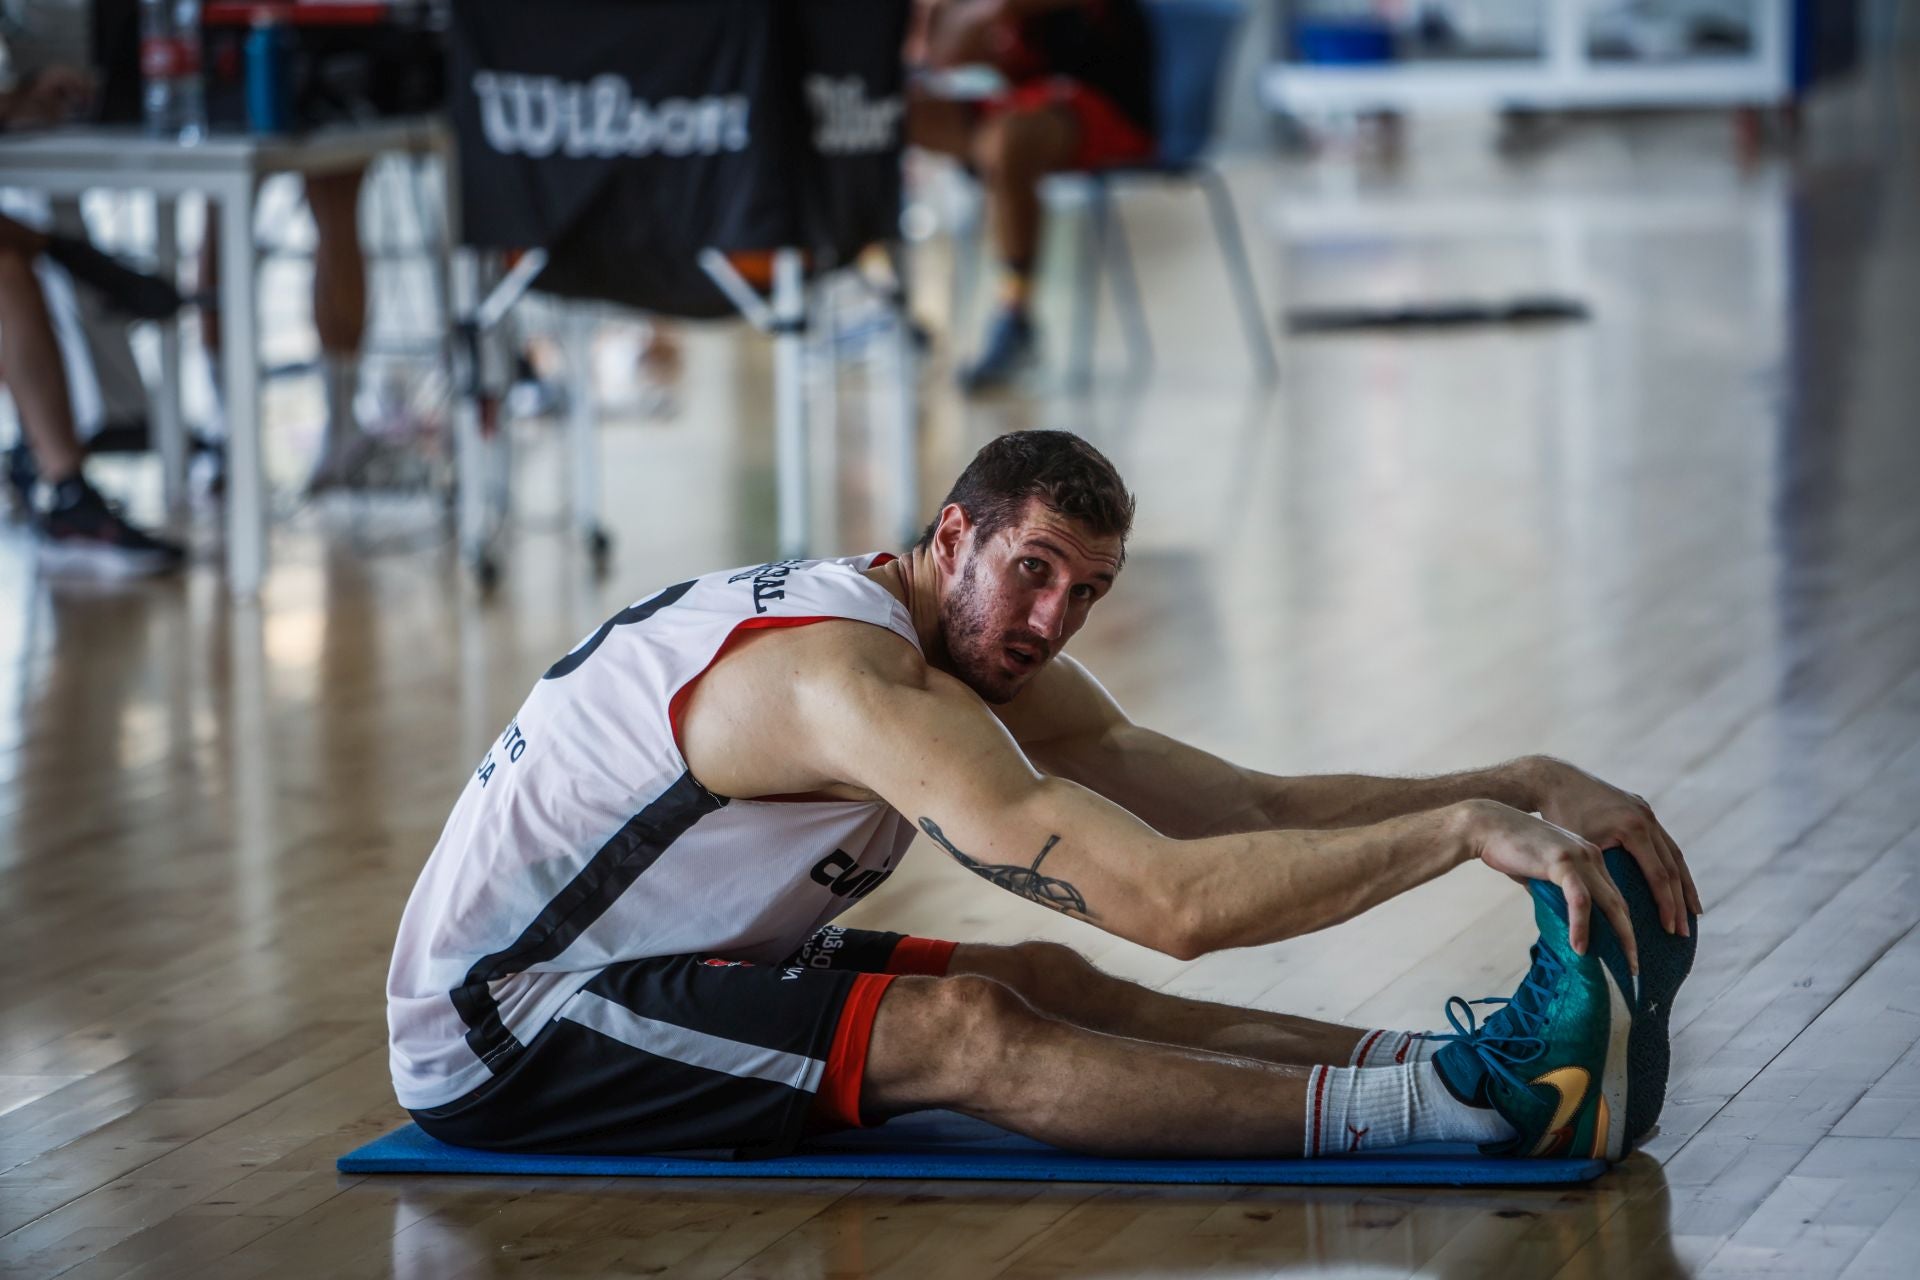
left=542, top=579, right=696, bottom=680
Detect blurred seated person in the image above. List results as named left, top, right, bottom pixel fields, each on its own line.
left=0, top=212, right=184, bottom=575
left=2, top=4, right=195, bottom=495
left=909, top=0, right=1156, bottom=391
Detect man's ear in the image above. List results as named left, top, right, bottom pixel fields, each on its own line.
left=930, top=503, right=972, bottom=578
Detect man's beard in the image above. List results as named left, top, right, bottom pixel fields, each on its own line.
left=939, top=558, right=1049, bottom=704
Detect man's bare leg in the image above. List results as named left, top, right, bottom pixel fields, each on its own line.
left=306, top=170, right=367, bottom=359
left=0, top=223, right=185, bottom=569
left=0, top=228, right=84, bottom=482
left=906, top=89, right=975, bottom=161
left=196, top=173, right=367, bottom=353
left=972, top=106, right=1077, bottom=281
left=951, top=940, right=1375, bottom=1067
left=858, top=972, right=1312, bottom=1157
left=956, top=106, right=1078, bottom=388
left=305, top=169, right=370, bottom=486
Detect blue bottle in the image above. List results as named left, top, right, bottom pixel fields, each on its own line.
left=244, top=12, right=293, bottom=135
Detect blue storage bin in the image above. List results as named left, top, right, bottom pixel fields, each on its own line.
left=1293, top=18, right=1395, bottom=64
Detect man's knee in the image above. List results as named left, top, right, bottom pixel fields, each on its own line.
left=959, top=939, right=1103, bottom=1007
left=908, top=91, right=974, bottom=159
left=970, top=116, right=1009, bottom=181
left=860, top=972, right=1040, bottom=1111
left=972, top=110, right=1074, bottom=182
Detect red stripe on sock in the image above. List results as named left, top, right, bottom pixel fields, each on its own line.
left=1394, top=1034, right=1413, bottom=1065
left=1355, top=1029, right=1385, bottom=1067
left=1308, top=1065, right=1329, bottom=1157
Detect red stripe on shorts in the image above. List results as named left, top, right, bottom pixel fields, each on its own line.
left=886, top=936, right=957, bottom=976
left=817, top=972, right=896, bottom=1129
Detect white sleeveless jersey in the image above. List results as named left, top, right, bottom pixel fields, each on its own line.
left=387, top=553, right=922, bottom=1110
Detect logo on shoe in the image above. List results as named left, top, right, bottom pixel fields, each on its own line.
left=1530, top=1065, right=1594, bottom=1158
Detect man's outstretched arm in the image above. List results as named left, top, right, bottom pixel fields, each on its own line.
left=1010, top=656, right=1703, bottom=934
left=794, top=628, right=1639, bottom=966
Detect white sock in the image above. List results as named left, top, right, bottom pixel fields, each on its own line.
left=1348, top=1030, right=1439, bottom=1068
left=321, top=354, right=361, bottom=449
left=1303, top=1062, right=1516, bottom=1156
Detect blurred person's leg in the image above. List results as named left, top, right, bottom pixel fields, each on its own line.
left=49, top=199, right=154, bottom=450
left=960, top=102, right=1076, bottom=390
left=0, top=219, right=182, bottom=575
left=974, top=105, right=1076, bottom=317
left=306, top=168, right=369, bottom=485
left=199, top=167, right=370, bottom=487
left=0, top=222, right=84, bottom=484
left=907, top=89, right=977, bottom=161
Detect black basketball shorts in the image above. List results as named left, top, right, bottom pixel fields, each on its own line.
left=410, top=926, right=957, bottom=1158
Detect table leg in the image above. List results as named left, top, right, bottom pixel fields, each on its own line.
left=450, top=248, right=490, bottom=572
left=884, top=281, right=920, bottom=548
left=153, top=195, right=188, bottom=516
left=773, top=247, right=809, bottom=559
left=564, top=305, right=599, bottom=542
left=218, top=176, right=265, bottom=596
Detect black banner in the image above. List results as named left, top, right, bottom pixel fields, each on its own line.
left=449, top=0, right=907, bottom=317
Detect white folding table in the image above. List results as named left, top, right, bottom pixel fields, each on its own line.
left=0, top=118, right=449, bottom=596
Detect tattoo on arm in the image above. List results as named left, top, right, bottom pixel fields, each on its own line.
left=918, top=817, right=1093, bottom=918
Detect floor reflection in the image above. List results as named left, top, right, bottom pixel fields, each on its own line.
left=379, top=1153, right=1679, bottom=1279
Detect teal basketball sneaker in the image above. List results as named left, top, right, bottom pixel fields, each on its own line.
left=1603, top=845, right=1697, bottom=1148
left=1432, top=878, right=1633, bottom=1160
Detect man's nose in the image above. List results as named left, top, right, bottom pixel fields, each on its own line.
left=1029, top=588, right=1069, bottom=643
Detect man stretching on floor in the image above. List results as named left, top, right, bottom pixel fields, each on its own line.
left=388, top=430, right=1701, bottom=1161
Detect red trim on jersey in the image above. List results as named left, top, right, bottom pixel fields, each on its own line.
left=818, top=971, right=895, bottom=1128
left=886, top=936, right=957, bottom=976
left=667, top=615, right=837, bottom=755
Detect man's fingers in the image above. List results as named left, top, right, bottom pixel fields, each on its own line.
left=1656, top=819, right=1704, bottom=918
left=1562, top=876, right=1591, bottom=956
left=1625, top=833, right=1683, bottom=936
left=1593, top=869, right=1640, bottom=975
left=1647, top=827, right=1691, bottom=937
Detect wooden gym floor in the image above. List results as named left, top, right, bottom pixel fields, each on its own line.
left=2, top=75, right=1918, bottom=1279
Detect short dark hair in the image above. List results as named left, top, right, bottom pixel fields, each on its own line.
left=915, top=430, right=1135, bottom=555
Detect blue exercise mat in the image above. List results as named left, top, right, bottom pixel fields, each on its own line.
left=337, top=1111, right=1606, bottom=1186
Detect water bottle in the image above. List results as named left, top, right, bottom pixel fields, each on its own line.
left=139, top=0, right=206, bottom=142
left=244, top=10, right=293, bottom=135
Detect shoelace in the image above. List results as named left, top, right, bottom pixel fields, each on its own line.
left=1428, top=942, right=1566, bottom=1094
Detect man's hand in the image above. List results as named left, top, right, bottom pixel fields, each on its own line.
left=1527, top=755, right=1702, bottom=937
left=2, top=66, right=95, bottom=129
left=1457, top=799, right=1639, bottom=973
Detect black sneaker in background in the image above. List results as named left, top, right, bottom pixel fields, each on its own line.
left=5, top=442, right=35, bottom=514
left=35, top=481, right=185, bottom=578
left=960, top=309, right=1038, bottom=394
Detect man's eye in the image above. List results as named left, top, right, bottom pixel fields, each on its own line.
left=1072, top=585, right=1095, bottom=602
left=1021, top=557, right=1045, bottom=574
